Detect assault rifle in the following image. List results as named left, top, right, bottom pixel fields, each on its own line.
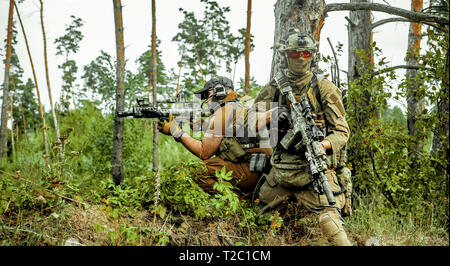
left=117, top=98, right=210, bottom=122
left=278, top=86, right=336, bottom=206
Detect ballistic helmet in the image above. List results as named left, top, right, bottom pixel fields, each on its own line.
left=279, top=28, right=316, bottom=53
left=194, top=76, right=234, bottom=100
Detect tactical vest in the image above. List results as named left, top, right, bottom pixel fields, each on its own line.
left=271, top=72, right=327, bottom=149
left=212, top=93, right=270, bottom=164
left=268, top=71, right=348, bottom=197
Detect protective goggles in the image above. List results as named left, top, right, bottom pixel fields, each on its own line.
left=287, top=50, right=313, bottom=59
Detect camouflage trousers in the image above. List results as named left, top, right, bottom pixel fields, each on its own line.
left=259, top=167, right=352, bottom=246
left=194, top=156, right=262, bottom=196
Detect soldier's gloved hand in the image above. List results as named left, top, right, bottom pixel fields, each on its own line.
left=313, top=141, right=327, bottom=157
left=157, top=113, right=184, bottom=141
left=272, top=106, right=292, bottom=129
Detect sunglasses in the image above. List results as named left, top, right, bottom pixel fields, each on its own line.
left=287, top=50, right=313, bottom=59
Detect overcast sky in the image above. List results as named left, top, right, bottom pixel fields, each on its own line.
left=0, top=0, right=415, bottom=113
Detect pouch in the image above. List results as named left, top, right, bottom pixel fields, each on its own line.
left=249, top=153, right=271, bottom=173
left=218, top=137, right=246, bottom=163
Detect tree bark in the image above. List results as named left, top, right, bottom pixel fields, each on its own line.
left=151, top=0, right=159, bottom=173
left=19, top=103, right=27, bottom=136
left=244, top=0, right=252, bottom=95
left=150, top=0, right=161, bottom=225
left=112, top=0, right=125, bottom=185
left=0, top=0, right=14, bottom=158
left=346, top=0, right=373, bottom=123
left=9, top=93, right=14, bottom=156
left=405, top=0, right=424, bottom=155
left=270, top=0, right=326, bottom=79
left=345, top=0, right=373, bottom=184
left=40, top=0, right=62, bottom=158
left=347, top=0, right=372, bottom=84
left=15, top=2, right=50, bottom=168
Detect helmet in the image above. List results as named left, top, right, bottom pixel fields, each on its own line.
left=279, top=28, right=316, bottom=53
left=194, top=76, right=234, bottom=100
left=276, top=29, right=317, bottom=76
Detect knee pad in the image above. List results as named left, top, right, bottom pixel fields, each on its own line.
left=318, top=212, right=341, bottom=237
left=318, top=211, right=351, bottom=246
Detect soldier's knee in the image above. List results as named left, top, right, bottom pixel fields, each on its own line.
left=318, top=211, right=351, bottom=246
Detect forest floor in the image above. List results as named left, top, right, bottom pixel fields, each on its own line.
left=1, top=199, right=448, bottom=246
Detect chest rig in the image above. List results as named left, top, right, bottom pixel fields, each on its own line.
left=211, top=93, right=265, bottom=164
left=271, top=71, right=327, bottom=147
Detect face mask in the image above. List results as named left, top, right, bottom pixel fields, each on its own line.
left=287, top=56, right=312, bottom=75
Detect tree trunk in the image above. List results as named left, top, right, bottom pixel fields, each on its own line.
left=40, top=0, right=62, bottom=158
left=19, top=103, right=27, bottom=136
left=347, top=0, right=373, bottom=130
left=15, top=2, right=50, bottom=168
left=345, top=0, right=373, bottom=183
left=0, top=0, right=14, bottom=158
left=347, top=0, right=372, bottom=84
left=176, top=59, right=183, bottom=96
left=9, top=93, right=14, bottom=156
left=151, top=0, right=159, bottom=173
left=406, top=0, right=424, bottom=154
left=112, top=0, right=125, bottom=185
left=271, top=0, right=326, bottom=79
left=244, top=0, right=252, bottom=95
left=151, top=0, right=161, bottom=225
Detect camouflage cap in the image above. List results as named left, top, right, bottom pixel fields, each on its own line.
left=279, top=29, right=316, bottom=53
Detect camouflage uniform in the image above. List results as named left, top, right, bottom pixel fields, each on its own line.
left=255, top=29, right=352, bottom=246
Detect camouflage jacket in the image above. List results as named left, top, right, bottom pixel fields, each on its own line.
left=254, top=71, right=349, bottom=158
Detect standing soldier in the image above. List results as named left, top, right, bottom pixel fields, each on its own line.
left=158, top=76, right=273, bottom=198
left=255, top=28, right=352, bottom=246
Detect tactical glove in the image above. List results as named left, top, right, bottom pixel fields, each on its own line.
left=157, top=113, right=184, bottom=141
left=273, top=106, right=292, bottom=129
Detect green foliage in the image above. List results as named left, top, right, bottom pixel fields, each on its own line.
left=172, top=0, right=252, bottom=94
left=134, top=40, right=183, bottom=102
left=2, top=4, right=448, bottom=246
left=54, top=15, right=84, bottom=111
left=81, top=50, right=116, bottom=109
left=346, top=41, right=448, bottom=229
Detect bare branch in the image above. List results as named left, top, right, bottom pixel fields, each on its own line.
left=372, top=65, right=434, bottom=76
left=344, top=16, right=356, bottom=27
left=372, top=17, right=448, bottom=32
left=324, top=2, right=449, bottom=25
left=371, top=17, right=410, bottom=29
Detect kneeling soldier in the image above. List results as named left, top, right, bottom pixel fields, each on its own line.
left=158, top=76, right=273, bottom=197
left=255, top=29, right=352, bottom=246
